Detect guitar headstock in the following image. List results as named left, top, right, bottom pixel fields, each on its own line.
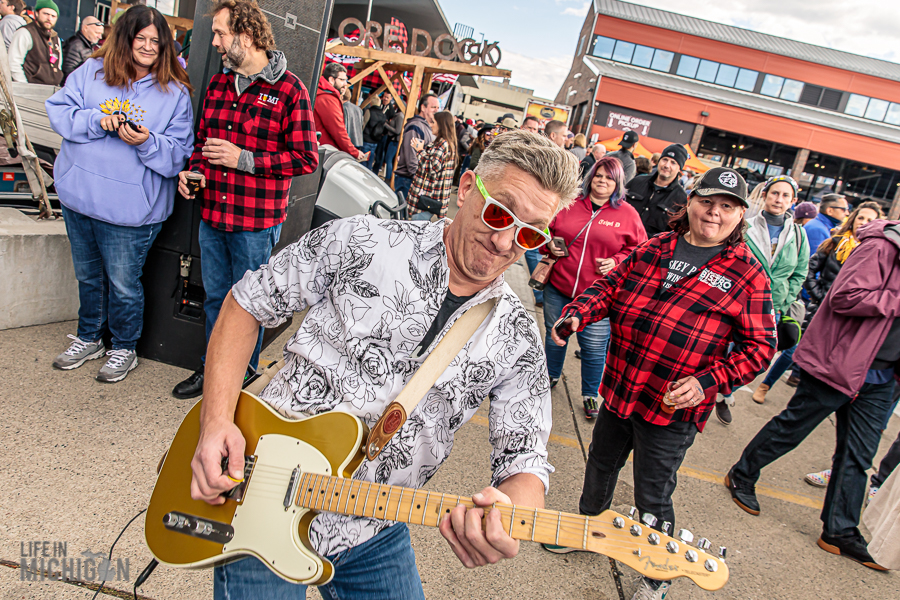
left=586, top=509, right=729, bottom=591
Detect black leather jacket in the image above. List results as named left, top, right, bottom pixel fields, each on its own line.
left=803, top=239, right=844, bottom=326
left=624, top=172, right=687, bottom=237
left=62, top=32, right=97, bottom=83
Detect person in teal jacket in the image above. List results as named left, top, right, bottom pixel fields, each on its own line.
left=717, top=175, right=808, bottom=424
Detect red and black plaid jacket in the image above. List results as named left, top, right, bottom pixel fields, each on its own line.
left=561, top=232, right=776, bottom=430
left=189, top=70, right=318, bottom=232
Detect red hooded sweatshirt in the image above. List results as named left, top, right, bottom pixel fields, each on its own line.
left=546, top=194, right=647, bottom=299
left=313, top=76, right=361, bottom=158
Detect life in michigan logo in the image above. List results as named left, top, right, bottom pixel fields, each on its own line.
left=19, top=540, right=130, bottom=582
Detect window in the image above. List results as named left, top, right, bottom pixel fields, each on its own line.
left=676, top=55, right=699, bottom=78
left=592, top=36, right=615, bottom=59
left=779, top=79, right=803, bottom=102
left=760, top=74, right=784, bottom=97
left=631, top=45, right=654, bottom=68
left=577, top=35, right=585, bottom=56
left=820, top=89, right=842, bottom=111
left=715, top=64, right=739, bottom=87
left=885, top=103, right=900, bottom=126
left=696, top=59, right=719, bottom=83
left=612, top=40, right=635, bottom=63
left=651, top=49, right=674, bottom=72
left=735, top=68, right=758, bottom=92
left=799, top=84, right=823, bottom=106
left=865, top=98, right=889, bottom=121
left=845, top=94, right=869, bottom=117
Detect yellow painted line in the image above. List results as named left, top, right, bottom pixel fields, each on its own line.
left=466, top=414, right=823, bottom=510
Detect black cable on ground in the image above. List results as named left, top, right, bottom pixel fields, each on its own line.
left=90, top=508, right=146, bottom=600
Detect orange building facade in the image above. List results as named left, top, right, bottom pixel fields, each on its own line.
left=556, top=0, right=900, bottom=207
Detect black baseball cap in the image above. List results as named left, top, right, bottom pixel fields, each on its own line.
left=620, top=130, right=639, bottom=148
left=691, top=167, right=749, bottom=207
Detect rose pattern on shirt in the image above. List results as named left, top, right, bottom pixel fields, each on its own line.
left=231, top=216, right=554, bottom=556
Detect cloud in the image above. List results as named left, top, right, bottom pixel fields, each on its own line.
left=494, top=51, right=573, bottom=100
left=562, top=1, right=590, bottom=17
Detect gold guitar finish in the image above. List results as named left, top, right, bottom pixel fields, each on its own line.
left=146, top=392, right=729, bottom=590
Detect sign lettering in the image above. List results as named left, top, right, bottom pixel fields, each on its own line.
left=606, top=111, right=652, bottom=136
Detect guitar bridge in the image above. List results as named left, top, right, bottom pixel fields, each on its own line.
left=222, top=455, right=257, bottom=503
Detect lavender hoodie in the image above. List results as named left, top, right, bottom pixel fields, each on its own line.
left=793, top=220, right=900, bottom=396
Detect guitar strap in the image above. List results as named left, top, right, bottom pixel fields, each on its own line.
left=365, top=297, right=498, bottom=460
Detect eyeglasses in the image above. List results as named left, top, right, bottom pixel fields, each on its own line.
left=475, top=175, right=550, bottom=250
left=835, top=205, right=851, bottom=213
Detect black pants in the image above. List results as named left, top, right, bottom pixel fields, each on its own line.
left=732, top=370, right=894, bottom=537
left=872, top=430, right=900, bottom=488
left=579, top=405, right=698, bottom=534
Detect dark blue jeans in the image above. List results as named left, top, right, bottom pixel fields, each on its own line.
left=62, top=205, right=161, bottom=350
left=524, top=248, right=543, bottom=304
left=732, top=370, right=894, bottom=537
left=579, top=405, right=698, bottom=534
left=394, top=174, right=413, bottom=207
left=383, top=140, right=399, bottom=181
left=213, top=523, right=425, bottom=600
left=543, top=283, right=610, bottom=397
left=762, top=344, right=797, bottom=387
left=362, top=141, right=378, bottom=170
left=199, top=221, right=282, bottom=371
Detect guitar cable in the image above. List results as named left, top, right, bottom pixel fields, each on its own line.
left=88, top=508, right=156, bottom=600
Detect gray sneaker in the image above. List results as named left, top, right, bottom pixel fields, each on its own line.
left=52, top=334, right=106, bottom=370
left=631, top=577, right=670, bottom=600
left=96, top=349, right=138, bottom=383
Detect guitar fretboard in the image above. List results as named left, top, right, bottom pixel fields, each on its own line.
left=295, top=473, right=610, bottom=550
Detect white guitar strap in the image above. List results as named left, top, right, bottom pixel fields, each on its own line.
left=365, top=297, right=498, bottom=460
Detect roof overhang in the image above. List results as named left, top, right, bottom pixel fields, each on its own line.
left=584, top=56, right=900, bottom=146
left=332, top=0, right=452, bottom=43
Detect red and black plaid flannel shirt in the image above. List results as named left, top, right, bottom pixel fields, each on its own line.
left=189, top=70, right=318, bottom=232
left=561, top=232, right=776, bottom=431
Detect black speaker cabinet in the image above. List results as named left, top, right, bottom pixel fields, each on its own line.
left=137, top=0, right=334, bottom=371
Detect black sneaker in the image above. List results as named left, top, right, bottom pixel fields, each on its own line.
left=715, top=401, right=733, bottom=425
left=574, top=349, right=582, bottom=360
left=724, top=468, right=760, bottom=515
left=818, top=530, right=888, bottom=571
left=549, top=377, right=560, bottom=389
left=173, top=368, right=204, bottom=399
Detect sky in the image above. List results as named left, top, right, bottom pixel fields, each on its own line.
left=440, top=0, right=900, bottom=100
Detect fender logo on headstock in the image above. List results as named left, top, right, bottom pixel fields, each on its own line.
left=639, top=555, right=680, bottom=573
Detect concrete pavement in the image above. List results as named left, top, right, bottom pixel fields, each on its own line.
left=1, top=211, right=898, bottom=599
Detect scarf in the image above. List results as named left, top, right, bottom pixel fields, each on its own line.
left=834, top=231, right=859, bottom=264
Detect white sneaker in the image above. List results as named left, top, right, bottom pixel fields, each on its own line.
left=631, top=577, right=670, bottom=600
left=52, top=334, right=106, bottom=370
left=96, top=349, right=138, bottom=383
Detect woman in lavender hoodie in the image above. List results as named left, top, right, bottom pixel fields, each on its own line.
left=46, top=5, right=193, bottom=383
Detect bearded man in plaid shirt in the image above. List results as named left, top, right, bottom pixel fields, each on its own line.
left=172, top=0, right=318, bottom=399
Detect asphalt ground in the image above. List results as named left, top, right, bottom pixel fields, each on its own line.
left=1, top=206, right=898, bottom=599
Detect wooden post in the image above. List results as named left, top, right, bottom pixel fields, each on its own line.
left=422, top=73, right=434, bottom=95
left=375, top=65, right=406, bottom=113
left=391, top=65, right=425, bottom=188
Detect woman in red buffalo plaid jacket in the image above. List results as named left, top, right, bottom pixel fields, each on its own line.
left=543, top=167, right=776, bottom=596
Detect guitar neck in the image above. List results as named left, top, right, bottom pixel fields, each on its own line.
left=296, top=473, right=599, bottom=550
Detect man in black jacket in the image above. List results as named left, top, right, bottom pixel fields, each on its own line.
left=62, top=15, right=102, bottom=83
left=624, top=143, right=688, bottom=237
left=606, top=130, right=638, bottom=183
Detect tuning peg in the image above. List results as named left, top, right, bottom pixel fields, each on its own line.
left=661, top=521, right=671, bottom=536
left=685, top=549, right=699, bottom=563
left=677, top=529, right=694, bottom=544
left=647, top=532, right=661, bottom=546
left=641, top=513, right=658, bottom=528
left=704, top=558, right=719, bottom=572
left=628, top=506, right=638, bottom=520
left=666, top=540, right=679, bottom=554
left=630, top=524, right=642, bottom=537
left=613, top=516, right=625, bottom=529
left=697, top=537, right=711, bottom=552
left=718, top=546, right=727, bottom=560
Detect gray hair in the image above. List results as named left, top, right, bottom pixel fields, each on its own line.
left=474, top=130, right=580, bottom=214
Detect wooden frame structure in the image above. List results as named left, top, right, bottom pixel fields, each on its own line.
left=108, top=1, right=193, bottom=41
left=326, top=43, right=511, bottom=180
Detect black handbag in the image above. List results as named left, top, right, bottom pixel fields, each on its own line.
left=415, top=195, right=444, bottom=215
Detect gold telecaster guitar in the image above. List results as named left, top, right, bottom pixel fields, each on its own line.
left=145, top=391, right=729, bottom=590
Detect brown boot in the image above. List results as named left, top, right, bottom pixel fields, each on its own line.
left=752, top=383, right=770, bottom=404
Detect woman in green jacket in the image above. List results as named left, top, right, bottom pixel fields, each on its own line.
left=717, top=175, right=809, bottom=424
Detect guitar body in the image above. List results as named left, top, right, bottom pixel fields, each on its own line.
left=145, top=392, right=367, bottom=585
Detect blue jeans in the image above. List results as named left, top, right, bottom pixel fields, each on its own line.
left=383, top=140, right=399, bottom=181
left=543, top=283, right=610, bottom=397
left=62, top=205, right=161, bottom=350
left=524, top=248, right=543, bottom=304
left=762, top=344, right=797, bottom=387
left=362, top=141, right=378, bottom=170
left=459, top=153, right=471, bottom=177
left=199, top=221, right=282, bottom=371
left=732, top=370, right=894, bottom=537
left=213, top=523, right=425, bottom=600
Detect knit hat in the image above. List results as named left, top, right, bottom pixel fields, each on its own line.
left=793, top=202, right=818, bottom=220
left=762, top=175, right=799, bottom=198
left=660, top=144, right=688, bottom=170
left=35, top=0, right=59, bottom=15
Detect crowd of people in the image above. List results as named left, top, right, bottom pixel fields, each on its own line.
left=39, top=2, right=900, bottom=599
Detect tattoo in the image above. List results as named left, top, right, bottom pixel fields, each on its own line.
left=693, top=383, right=704, bottom=399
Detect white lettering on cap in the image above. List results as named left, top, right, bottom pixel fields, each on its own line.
left=719, top=172, right=738, bottom=188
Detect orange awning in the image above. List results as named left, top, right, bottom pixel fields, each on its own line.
left=598, top=134, right=710, bottom=173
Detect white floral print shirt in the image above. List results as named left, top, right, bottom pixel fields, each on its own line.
left=231, top=216, right=554, bottom=555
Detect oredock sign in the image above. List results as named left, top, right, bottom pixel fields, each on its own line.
left=337, top=18, right=502, bottom=67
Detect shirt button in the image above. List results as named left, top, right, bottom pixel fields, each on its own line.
left=222, top=195, right=227, bottom=200
left=227, top=125, right=232, bottom=130
left=232, top=103, right=237, bottom=108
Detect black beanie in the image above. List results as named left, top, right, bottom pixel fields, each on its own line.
left=660, top=144, right=688, bottom=170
